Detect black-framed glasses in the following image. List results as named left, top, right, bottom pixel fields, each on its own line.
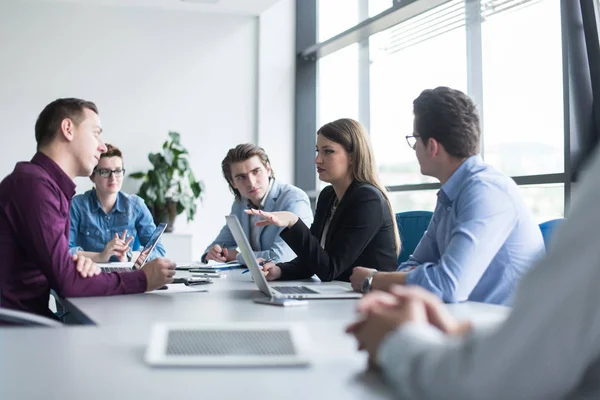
left=405, top=134, right=420, bottom=150
left=94, top=168, right=125, bottom=178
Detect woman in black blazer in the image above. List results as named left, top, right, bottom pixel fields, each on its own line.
left=245, top=118, right=400, bottom=282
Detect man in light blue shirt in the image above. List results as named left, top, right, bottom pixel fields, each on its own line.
left=350, top=87, right=544, bottom=305
left=202, top=144, right=313, bottom=265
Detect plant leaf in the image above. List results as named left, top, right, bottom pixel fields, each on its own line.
left=168, top=131, right=181, bottom=143
left=135, top=130, right=202, bottom=224
left=129, top=172, right=146, bottom=179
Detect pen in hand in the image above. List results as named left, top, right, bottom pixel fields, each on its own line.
left=242, top=258, right=274, bottom=274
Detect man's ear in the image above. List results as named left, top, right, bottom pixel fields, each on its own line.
left=265, top=162, right=272, bottom=177
left=428, top=138, right=441, bottom=157
left=60, top=118, right=75, bottom=142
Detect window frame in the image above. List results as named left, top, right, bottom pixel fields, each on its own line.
left=295, top=0, right=600, bottom=218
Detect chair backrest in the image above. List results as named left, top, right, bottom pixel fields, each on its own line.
left=395, top=211, right=434, bottom=264
left=0, top=308, right=62, bottom=327
left=539, top=218, right=563, bottom=248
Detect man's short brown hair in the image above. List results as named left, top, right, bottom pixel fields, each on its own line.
left=413, top=87, right=481, bottom=158
left=221, top=144, right=273, bottom=201
left=34, top=98, right=98, bottom=149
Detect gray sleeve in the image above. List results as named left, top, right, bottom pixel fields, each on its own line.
left=376, top=149, right=600, bottom=400
left=202, top=202, right=239, bottom=262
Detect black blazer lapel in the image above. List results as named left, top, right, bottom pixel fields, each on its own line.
left=323, top=181, right=358, bottom=248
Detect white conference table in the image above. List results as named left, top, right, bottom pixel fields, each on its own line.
left=0, top=269, right=510, bottom=400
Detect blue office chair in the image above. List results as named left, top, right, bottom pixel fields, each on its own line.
left=395, top=211, right=434, bottom=264
left=539, top=218, right=563, bottom=248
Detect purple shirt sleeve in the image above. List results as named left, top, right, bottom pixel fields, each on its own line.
left=7, top=177, right=147, bottom=297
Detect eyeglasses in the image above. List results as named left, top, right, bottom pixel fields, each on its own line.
left=405, top=134, right=421, bottom=150
left=94, top=168, right=125, bottom=178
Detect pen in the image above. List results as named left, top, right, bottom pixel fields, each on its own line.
left=242, top=258, right=274, bottom=274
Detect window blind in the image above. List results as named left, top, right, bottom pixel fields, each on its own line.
left=380, top=0, right=542, bottom=56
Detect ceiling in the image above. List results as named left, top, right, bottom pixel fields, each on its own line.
left=13, top=0, right=285, bottom=15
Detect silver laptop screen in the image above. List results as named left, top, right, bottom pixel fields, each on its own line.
left=225, top=215, right=273, bottom=296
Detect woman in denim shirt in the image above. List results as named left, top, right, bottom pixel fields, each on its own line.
left=69, top=144, right=166, bottom=262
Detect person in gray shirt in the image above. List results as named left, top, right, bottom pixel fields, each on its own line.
left=202, top=144, right=313, bottom=265
left=346, top=148, right=600, bottom=399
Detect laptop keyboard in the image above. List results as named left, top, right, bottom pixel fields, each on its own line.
left=272, top=286, right=319, bottom=295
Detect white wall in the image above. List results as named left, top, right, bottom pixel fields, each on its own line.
left=257, top=0, right=296, bottom=183
left=0, top=1, right=260, bottom=259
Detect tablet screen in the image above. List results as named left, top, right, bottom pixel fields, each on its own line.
left=134, top=223, right=167, bottom=268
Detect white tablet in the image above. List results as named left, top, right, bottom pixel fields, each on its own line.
left=145, top=322, right=311, bottom=367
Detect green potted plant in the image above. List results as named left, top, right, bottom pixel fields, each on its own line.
left=129, top=131, right=203, bottom=232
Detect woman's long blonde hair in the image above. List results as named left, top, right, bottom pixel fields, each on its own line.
left=318, top=118, right=401, bottom=256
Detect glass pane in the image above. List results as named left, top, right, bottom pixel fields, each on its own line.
left=318, top=0, right=360, bottom=42
left=318, top=0, right=393, bottom=42
left=370, top=3, right=467, bottom=186
left=369, top=0, right=393, bottom=18
left=482, top=0, right=564, bottom=176
left=317, top=44, right=360, bottom=189
left=389, top=183, right=564, bottom=226
left=317, top=43, right=360, bottom=128
left=518, top=183, right=564, bottom=223
left=388, top=190, right=438, bottom=214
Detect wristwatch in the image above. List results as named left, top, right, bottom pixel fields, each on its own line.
left=361, top=270, right=378, bottom=294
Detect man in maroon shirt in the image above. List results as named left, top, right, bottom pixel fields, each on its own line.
left=0, top=98, right=176, bottom=320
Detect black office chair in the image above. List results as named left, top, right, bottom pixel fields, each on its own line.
left=0, top=308, right=62, bottom=327
left=0, top=289, right=62, bottom=327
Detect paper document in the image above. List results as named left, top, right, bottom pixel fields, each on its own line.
left=98, top=262, right=134, bottom=268
left=151, top=284, right=209, bottom=294
left=176, top=261, right=243, bottom=270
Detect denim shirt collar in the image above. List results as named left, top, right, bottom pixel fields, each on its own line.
left=439, top=155, right=484, bottom=205
left=89, top=189, right=125, bottom=214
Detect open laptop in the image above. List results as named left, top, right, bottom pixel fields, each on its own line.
left=226, top=215, right=361, bottom=299
left=100, top=223, right=167, bottom=273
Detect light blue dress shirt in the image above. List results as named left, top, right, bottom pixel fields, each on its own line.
left=399, top=155, right=545, bottom=305
left=202, top=179, right=313, bottom=264
left=69, top=190, right=166, bottom=261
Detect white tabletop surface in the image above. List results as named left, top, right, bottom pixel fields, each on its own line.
left=0, top=269, right=510, bottom=400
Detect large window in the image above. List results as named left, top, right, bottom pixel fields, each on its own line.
left=317, top=43, right=360, bottom=189
left=317, top=44, right=359, bottom=127
left=482, top=0, right=564, bottom=177
left=370, top=0, right=467, bottom=186
left=305, top=0, right=567, bottom=222
left=388, top=190, right=438, bottom=214
left=518, top=184, right=564, bottom=222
